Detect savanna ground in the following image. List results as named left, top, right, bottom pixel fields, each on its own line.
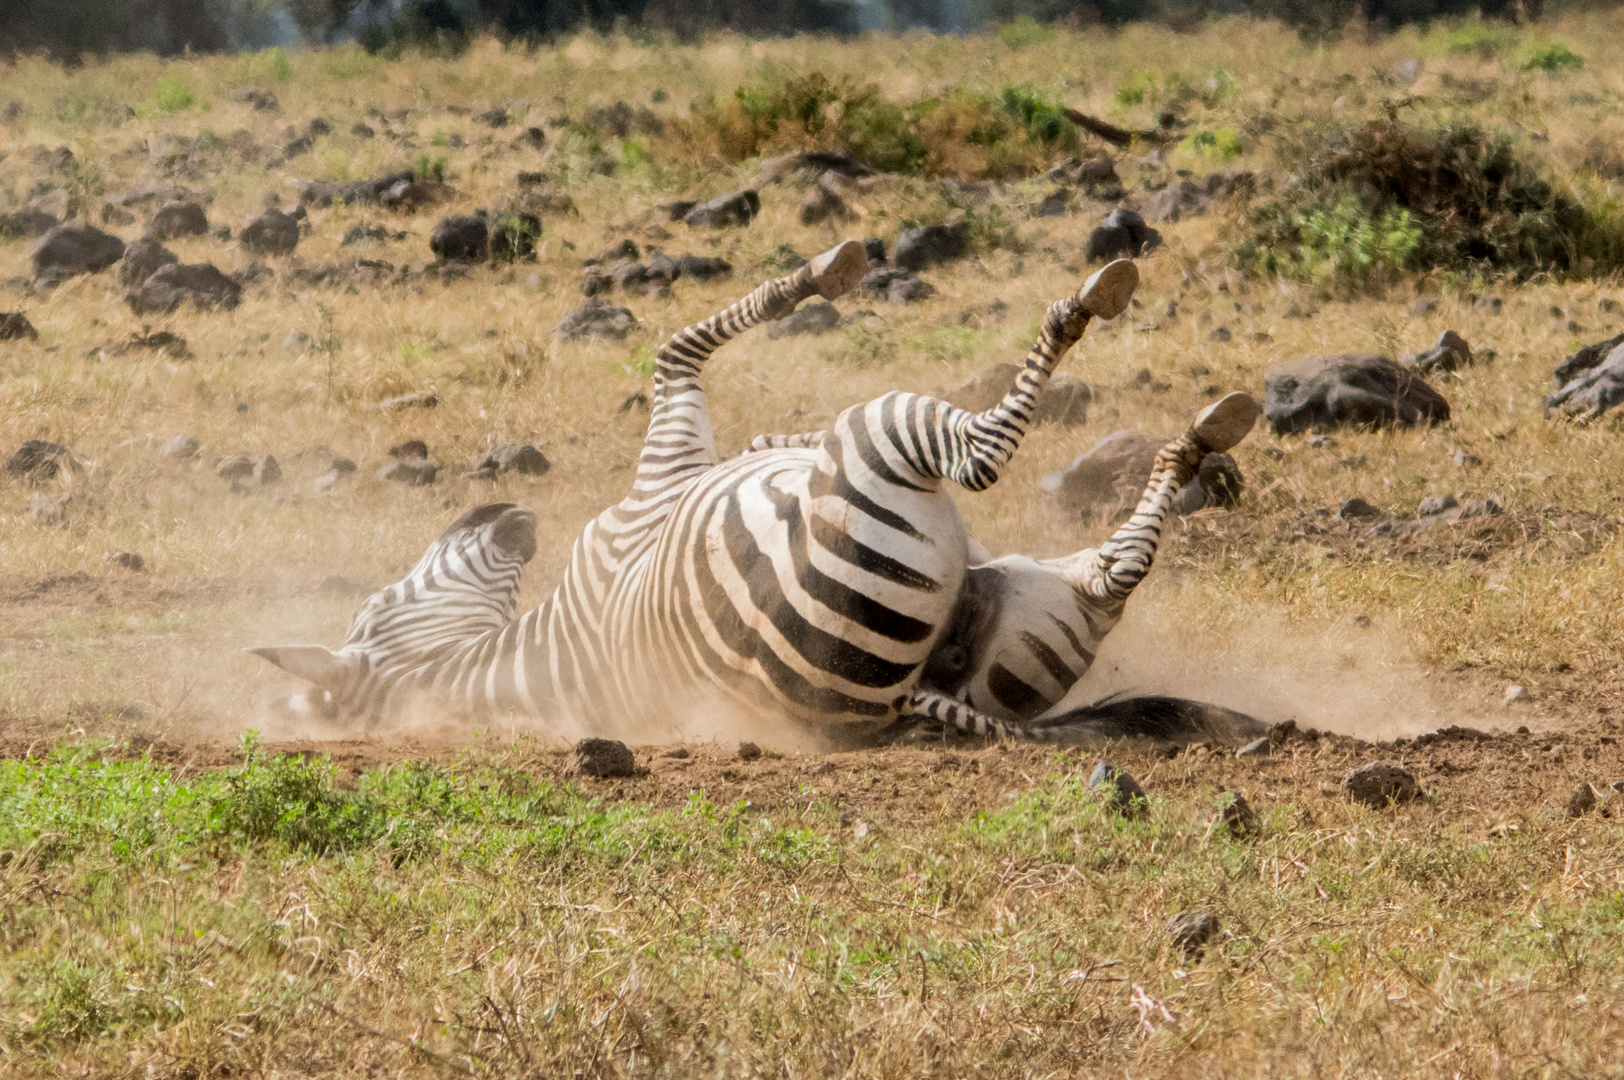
left=2, top=12, right=1624, bottom=1076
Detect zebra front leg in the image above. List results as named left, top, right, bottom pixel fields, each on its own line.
left=631, top=240, right=867, bottom=498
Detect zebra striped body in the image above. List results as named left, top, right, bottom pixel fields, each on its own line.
left=252, top=246, right=1152, bottom=737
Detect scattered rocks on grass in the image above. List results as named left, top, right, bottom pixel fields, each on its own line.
left=479, top=443, right=550, bottom=476
left=1048, top=156, right=1126, bottom=200
left=161, top=435, right=201, bottom=460
left=0, top=313, right=38, bottom=341
left=856, top=267, right=933, bottom=305
left=557, top=298, right=638, bottom=341
left=215, top=453, right=279, bottom=486
left=894, top=222, right=969, bottom=271
left=474, top=107, right=509, bottom=128
left=1343, top=762, right=1422, bottom=808
left=683, top=189, right=760, bottom=228
left=1085, top=207, right=1161, bottom=263
left=119, top=238, right=179, bottom=288
left=1405, top=330, right=1473, bottom=375
left=1338, top=497, right=1382, bottom=520
left=1144, top=178, right=1210, bottom=223
left=945, top=362, right=1092, bottom=426
left=378, top=459, right=438, bottom=485
left=1033, top=189, right=1070, bottom=217
left=0, top=209, right=61, bottom=238
left=231, top=86, right=279, bottom=110
left=768, top=301, right=841, bottom=339
left=28, top=493, right=71, bottom=527
left=241, top=209, right=300, bottom=256
left=799, top=185, right=848, bottom=225
left=1089, top=761, right=1148, bottom=817
left=8, top=440, right=76, bottom=480
left=126, top=263, right=242, bottom=315
left=103, top=550, right=145, bottom=571
left=1264, top=355, right=1450, bottom=434
left=565, top=738, right=637, bottom=778
left=31, top=222, right=126, bottom=287
left=1567, top=783, right=1599, bottom=818
left=488, top=212, right=541, bottom=260
left=145, top=201, right=209, bottom=240
left=1167, top=911, right=1219, bottom=961
left=1546, top=335, right=1624, bottom=420
left=299, top=170, right=415, bottom=208
left=1042, top=430, right=1161, bottom=513
left=430, top=215, right=488, bottom=261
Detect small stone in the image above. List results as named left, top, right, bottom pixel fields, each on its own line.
left=378, top=460, right=439, bottom=485
left=0, top=312, right=38, bottom=341
left=737, top=741, right=763, bottom=761
left=145, top=201, right=209, bottom=241
left=1505, top=685, right=1529, bottom=704
left=768, top=301, right=841, bottom=339
left=7, top=440, right=75, bottom=480
left=230, top=86, right=279, bottom=111
left=351, top=122, right=375, bottom=138
left=565, top=737, right=636, bottom=778
left=1167, top=911, right=1219, bottom=960
left=480, top=443, right=550, bottom=476
left=1567, top=783, right=1598, bottom=818
left=798, top=185, right=847, bottom=226
left=888, top=276, right=936, bottom=305
left=430, top=215, right=489, bottom=261
left=1236, top=737, right=1271, bottom=758
left=1343, top=762, right=1422, bottom=808
left=215, top=454, right=255, bottom=482
left=683, top=189, right=760, bottom=228
left=556, top=298, right=638, bottom=342
left=674, top=253, right=732, bottom=281
left=253, top=455, right=282, bottom=484
left=126, top=263, right=242, bottom=315
left=1217, top=792, right=1259, bottom=834
left=1417, top=494, right=1460, bottom=517
left=103, top=551, right=145, bottom=571
left=1338, top=497, right=1382, bottom=520
left=1454, top=448, right=1482, bottom=468
left=893, top=222, right=970, bottom=271
left=161, top=434, right=201, bottom=459
left=241, top=208, right=300, bottom=257
left=1209, top=326, right=1232, bottom=343
left=1089, top=761, right=1147, bottom=817
left=389, top=439, right=429, bottom=460
left=663, top=747, right=691, bottom=759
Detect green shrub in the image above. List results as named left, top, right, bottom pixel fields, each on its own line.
left=1443, top=20, right=1521, bottom=59
left=1114, top=70, right=1159, bottom=108
left=997, top=16, right=1053, bottom=49
left=1184, top=126, right=1243, bottom=162
left=148, top=75, right=197, bottom=114
left=1520, top=43, right=1583, bottom=73
left=1237, top=117, right=1624, bottom=290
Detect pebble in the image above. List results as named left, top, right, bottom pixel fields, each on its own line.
left=1236, top=737, right=1270, bottom=758
left=1568, top=783, right=1598, bottom=818
left=1218, top=791, right=1259, bottom=834
left=737, top=741, right=763, bottom=761
left=1167, top=911, right=1219, bottom=960
left=1089, top=761, right=1148, bottom=818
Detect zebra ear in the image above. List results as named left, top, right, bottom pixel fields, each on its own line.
left=247, top=645, right=347, bottom=690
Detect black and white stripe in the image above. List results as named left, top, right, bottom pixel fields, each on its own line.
left=252, top=246, right=1150, bottom=738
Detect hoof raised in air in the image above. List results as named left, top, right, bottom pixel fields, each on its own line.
left=808, top=239, right=869, bottom=301
left=1191, top=392, right=1261, bottom=453
left=1077, top=258, right=1139, bottom=320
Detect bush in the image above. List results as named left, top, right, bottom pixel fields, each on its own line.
left=1184, top=126, right=1243, bottom=162
left=1520, top=43, right=1583, bottom=73
left=148, top=76, right=197, bottom=114
left=997, top=16, right=1054, bottom=49
left=1238, top=117, right=1624, bottom=290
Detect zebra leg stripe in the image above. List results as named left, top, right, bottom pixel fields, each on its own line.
left=903, top=689, right=1063, bottom=743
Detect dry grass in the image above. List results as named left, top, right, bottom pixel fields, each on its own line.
left=2, top=16, right=1624, bottom=1073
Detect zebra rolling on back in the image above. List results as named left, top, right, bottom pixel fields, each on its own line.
left=252, top=242, right=1219, bottom=739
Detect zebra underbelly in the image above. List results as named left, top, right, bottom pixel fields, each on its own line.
left=638, top=449, right=967, bottom=723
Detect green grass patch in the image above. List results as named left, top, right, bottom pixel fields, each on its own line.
left=147, top=76, right=197, bottom=114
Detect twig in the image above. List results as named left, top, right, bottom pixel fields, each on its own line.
left=1060, top=107, right=1176, bottom=147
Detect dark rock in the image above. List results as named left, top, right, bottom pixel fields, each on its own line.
left=862, top=237, right=887, bottom=265
left=351, top=122, right=375, bottom=138
left=31, top=222, right=126, bottom=286
left=126, top=263, right=242, bottom=315
left=1143, top=177, right=1210, bottom=223
left=768, top=302, right=841, bottom=339
left=303, top=117, right=332, bottom=138
left=1218, top=791, right=1259, bottom=834
left=513, top=126, right=546, bottom=150
left=378, top=460, right=439, bottom=485
left=474, top=107, right=509, bottom=128
left=7, top=440, right=75, bottom=480
left=0, top=209, right=61, bottom=239
left=683, top=189, right=760, bottom=228
left=1085, top=207, right=1161, bottom=263
left=341, top=225, right=404, bottom=245
left=644, top=251, right=679, bottom=284
left=674, top=253, right=732, bottom=281
left=0, top=313, right=38, bottom=341
left=610, top=260, right=657, bottom=295
left=1417, top=493, right=1459, bottom=516
left=1040, top=430, right=1161, bottom=513
left=888, top=276, right=936, bottom=305
left=799, top=185, right=848, bottom=225
left=480, top=443, right=550, bottom=476
left=299, top=170, right=415, bottom=208
left=565, top=737, right=637, bottom=778
left=389, top=439, right=429, bottom=460
left=254, top=455, right=282, bottom=484
left=1167, top=911, right=1219, bottom=960
left=580, top=267, right=611, bottom=296
left=1338, top=497, right=1382, bottom=520
left=1236, top=737, right=1270, bottom=758
left=145, top=201, right=209, bottom=240
left=1567, top=783, right=1598, bottom=818
left=1547, top=339, right=1624, bottom=420
left=214, top=454, right=255, bottom=482
left=894, top=222, right=970, bottom=271
left=1343, top=762, right=1422, bottom=807
left=1453, top=448, right=1481, bottom=467
left=737, top=741, right=763, bottom=762
left=1089, top=761, right=1148, bottom=817
left=103, top=551, right=145, bottom=571
left=430, top=215, right=489, bottom=261
left=1174, top=452, right=1243, bottom=513
left=658, top=200, right=698, bottom=222
left=161, top=434, right=201, bottom=459
left=759, top=151, right=874, bottom=184
left=588, top=239, right=640, bottom=265
left=557, top=298, right=637, bottom=341
left=119, top=238, right=179, bottom=288
left=241, top=209, right=300, bottom=256
left=380, top=179, right=455, bottom=212
left=1033, top=189, right=1070, bottom=217
left=1264, top=355, right=1450, bottom=434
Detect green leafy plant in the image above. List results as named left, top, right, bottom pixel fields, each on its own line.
left=148, top=76, right=197, bottom=114
left=997, top=17, right=1054, bottom=50
left=1444, top=20, right=1521, bottom=60
left=1114, top=69, right=1159, bottom=108
left=414, top=154, right=448, bottom=183
left=1520, top=43, right=1583, bottom=73
left=1184, top=126, right=1243, bottom=161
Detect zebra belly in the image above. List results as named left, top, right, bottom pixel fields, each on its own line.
left=640, top=449, right=967, bottom=724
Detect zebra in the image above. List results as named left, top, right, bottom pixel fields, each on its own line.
left=906, top=392, right=1263, bottom=741
left=251, top=242, right=1165, bottom=738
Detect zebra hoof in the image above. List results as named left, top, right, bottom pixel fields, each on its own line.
left=1077, top=258, right=1139, bottom=320
left=1190, top=392, right=1260, bottom=453
left=808, top=239, right=869, bottom=301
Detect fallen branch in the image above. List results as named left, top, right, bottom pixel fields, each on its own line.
left=1061, top=107, right=1176, bottom=147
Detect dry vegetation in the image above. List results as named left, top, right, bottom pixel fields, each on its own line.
left=2, top=11, right=1624, bottom=1076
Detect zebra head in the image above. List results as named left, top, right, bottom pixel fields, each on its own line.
left=249, top=502, right=537, bottom=723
